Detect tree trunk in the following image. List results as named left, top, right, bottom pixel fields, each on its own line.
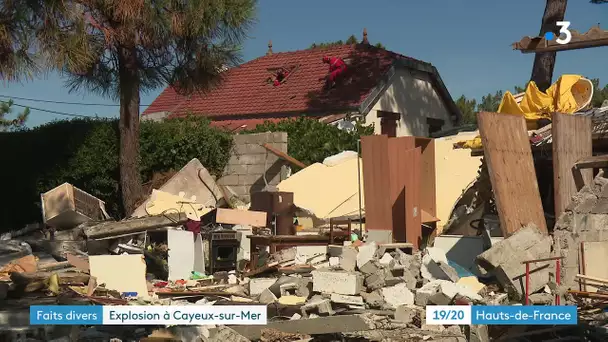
left=117, top=46, right=143, bottom=216
left=530, top=0, right=568, bottom=92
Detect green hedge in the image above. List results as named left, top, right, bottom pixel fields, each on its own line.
left=0, top=115, right=372, bottom=232
left=247, top=116, right=374, bottom=166
left=0, top=116, right=233, bottom=231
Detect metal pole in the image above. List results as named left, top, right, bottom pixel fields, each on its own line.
left=525, top=262, right=530, bottom=305
left=357, top=139, right=364, bottom=238
left=555, top=259, right=561, bottom=305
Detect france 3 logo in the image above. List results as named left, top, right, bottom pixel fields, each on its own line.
left=544, top=21, right=572, bottom=45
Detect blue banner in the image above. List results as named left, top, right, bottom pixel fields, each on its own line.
left=30, top=305, right=103, bottom=325
left=471, top=306, right=577, bottom=325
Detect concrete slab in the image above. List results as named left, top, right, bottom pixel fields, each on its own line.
left=311, top=270, right=363, bottom=295
left=380, top=283, right=414, bottom=308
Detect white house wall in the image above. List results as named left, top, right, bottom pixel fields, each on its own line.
left=365, top=69, right=454, bottom=137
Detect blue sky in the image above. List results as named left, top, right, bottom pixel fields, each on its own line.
left=2, top=0, right=607, bottom=128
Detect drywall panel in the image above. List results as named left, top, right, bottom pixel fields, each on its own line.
left=89, top=255, right=148, bottom=296
left=581, top=241, right=608, bottom=292
left=477, top=112, right=547, bottom=236
left=552, top=113, right=592, bottom=216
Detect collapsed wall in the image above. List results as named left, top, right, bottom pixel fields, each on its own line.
left=554, top=171, right=608, bottom=290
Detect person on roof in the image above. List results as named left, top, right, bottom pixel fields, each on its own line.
left=272, top=68, right=289, bottom=86
left=322, top=56, right=347, bottom=88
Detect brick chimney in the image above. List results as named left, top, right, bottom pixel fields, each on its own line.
left=267, top=40, right=273, bottom=56
left=362, top=28, right=369, bottom=45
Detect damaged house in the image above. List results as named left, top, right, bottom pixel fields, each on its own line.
left=142, top=29, right=461, bottom=137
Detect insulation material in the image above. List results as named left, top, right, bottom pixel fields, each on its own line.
left=581, top=241, right=608, bottom=292
left=89, top=255, right=148, bottom=296
left=144, top=190, right=212, bottom=221
left=277, top=155, right=364, bottom=220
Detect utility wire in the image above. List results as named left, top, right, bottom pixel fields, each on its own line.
left=1, top=99, right=106, bottom=118
left=0, top=94, right=152, bottom=107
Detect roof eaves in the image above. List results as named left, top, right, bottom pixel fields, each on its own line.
left=357, top=65, right=398, bottom=115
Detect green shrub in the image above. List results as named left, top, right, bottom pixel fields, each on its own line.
left=246, top=116, right=374, bottom=166
left=0, top=116, right=233, bottom=231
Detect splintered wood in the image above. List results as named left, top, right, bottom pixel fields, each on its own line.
left=477, top=112, right=547, bottom=236
left=552, top=113, right=592, bottom=216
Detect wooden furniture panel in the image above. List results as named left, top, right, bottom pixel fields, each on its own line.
left=477, top=112, right=547, bottom=236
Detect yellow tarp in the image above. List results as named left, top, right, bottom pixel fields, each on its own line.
left=456, top=74, right=585, bottom=150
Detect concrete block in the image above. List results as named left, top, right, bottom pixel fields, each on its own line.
left=249, top=278, right=277, bottom=296
left=219, top=175, right=240, bottom=186
left=395, top=305, right=421, bottom=324
left=402, top=269, right=418, bottom=290
left=379, top=253, right=395, bottom=267
left=356, top=242, right=377, bottom=269
left=339, top=246, right=357, bottom=272
left=211, top=326, right=251, bottom=342
left=272, top=247, right=296, bottom=263
left=591, top=198, right=608, bottom=214
left=296, top=246, right=328, bottom=265
left=224, top=164, right=249, bottom=175
left=301, top=299, right=334, bottom=317
left=361, top=290, right=385, bottom=308
left=329, top=257, right=340, bottom=267
left=238, top=174, right=260, bottom=186
left=330, top=293, right=364, bottom=306
left=365, top=268, right=392, bottom=291
left=246, top=164, right=270, bottom=175
left=359, top=260, right=380, bottom=275
left=380, top=283, right=414, bottom=309
left=421, top=247, right=458, bottom=281
left=467, top=325, right=489, bottom=342
left=415, top=281, right=442, bottom=306
left=311, top=270, right=363, bottom=295
left=259, top=288, right=277, bottom=304
left=573, top=192, right=598, bottom=214
left=437, top=261, right=460, bottom=282
left=234, top=143, right=268, bottom=155
left=280, top=283, right=298, bottom=296
left=476, top=224, right=546, bottom=272
left=529, top=293, right=553, bottom=304
left=493, top=236, right=552, bottom=299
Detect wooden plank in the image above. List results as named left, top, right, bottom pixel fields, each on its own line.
left=477, top=112, right=547, bottom=236
left=215, top=208, right=267, bottom=227
left=415, top=138, right=437, bottom=218
left=552, top=113, right=592, bottom=216
left=574, top=155, right=608, bottom=170
left=388, top=137, right=415, bottom=243
left=406, top=147, right=422, bottom=249
left=361, top=135, right=393, bottom=231
left=261, top=143, right=307, bottom=169
left=83, top=214, right=187, bottom=239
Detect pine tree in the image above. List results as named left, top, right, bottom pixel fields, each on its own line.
left=0, top=100, right=29, bottom=131
left=0, top=0, right=256, bottom=214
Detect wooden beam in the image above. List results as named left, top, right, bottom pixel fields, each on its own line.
left=574, top=155, right=608, bottom=170
left=261, top=143, right=307, bottom=169
left=513, top=26, right=608, bottom=54
left=477, top=112, right=547, bottom=236
left=83, top=214, right=187, bottom=239
left=552, top=113, right=592, bottom=216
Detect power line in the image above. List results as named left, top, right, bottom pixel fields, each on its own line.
left=0, top=94, right=152, bottom=107
left=1, top=100, right=105, bottom=118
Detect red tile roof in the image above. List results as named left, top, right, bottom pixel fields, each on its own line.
left=143, top=44, right=430, bottom=118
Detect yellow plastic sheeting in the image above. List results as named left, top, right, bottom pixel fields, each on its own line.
left=277, top=156, right=364, bottom=220
left=457, top=75, right=587, bottom=150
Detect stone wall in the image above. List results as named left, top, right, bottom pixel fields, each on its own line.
left=554, top=171, right=608, bottom=291
left=218, top=132, right=288, bottom=202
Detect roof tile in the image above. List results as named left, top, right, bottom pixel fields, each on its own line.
left=143, top=44, right=428, bottom=118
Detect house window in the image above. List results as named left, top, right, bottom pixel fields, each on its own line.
left=427, top=118, right=444, bottom=136
left=377, top=111, right=400, bottom=137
